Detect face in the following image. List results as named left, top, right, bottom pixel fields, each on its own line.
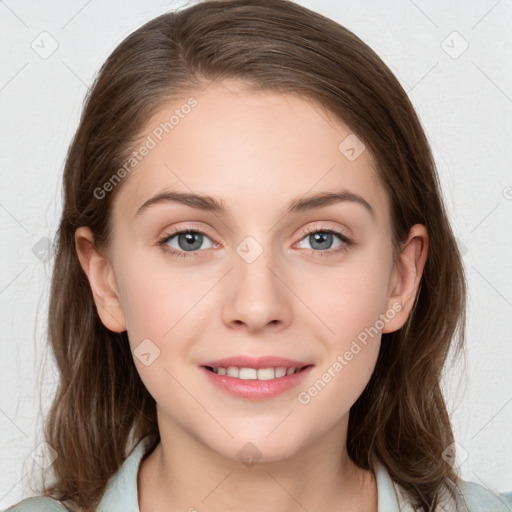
left=77, top=80, right=426, bottom=463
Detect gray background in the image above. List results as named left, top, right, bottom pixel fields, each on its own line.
left=0, top=0, right=511, bottom=507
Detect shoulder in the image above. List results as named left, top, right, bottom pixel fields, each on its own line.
left=458, top=479, right=512, bottom=512
left=2, top=496, right=69, bottom=512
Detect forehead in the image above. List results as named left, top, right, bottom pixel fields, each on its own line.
left=112, top=80, right=391, bottom=227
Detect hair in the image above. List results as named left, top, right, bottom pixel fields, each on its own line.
left=30, top=0, right=467, bottom=510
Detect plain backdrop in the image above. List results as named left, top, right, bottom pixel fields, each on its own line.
left=0, top=0, right=511, bottom=508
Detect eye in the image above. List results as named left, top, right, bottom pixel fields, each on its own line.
left=296, top=224, right=353, bottom=258
left=157, top=223, right=353, bottom=260
left=157, top=226, right=216, bottom=259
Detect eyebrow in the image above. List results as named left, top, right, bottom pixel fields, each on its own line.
left=135, top=188, right=375, bottom=219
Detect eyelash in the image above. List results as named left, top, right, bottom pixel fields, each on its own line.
left=157, top=224, right=353, bottom=260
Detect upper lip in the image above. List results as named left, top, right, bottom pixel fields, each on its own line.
left=201, top=356, right=313, bottom=369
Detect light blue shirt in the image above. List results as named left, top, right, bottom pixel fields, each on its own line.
left=4, top=434, right=512, bottom=511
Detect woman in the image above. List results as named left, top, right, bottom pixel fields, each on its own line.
left=5, top=1, right=511, bottom=510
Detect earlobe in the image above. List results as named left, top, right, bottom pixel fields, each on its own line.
left=382, top=224, right=429, bottom=334
left=74, top=226, right=127, bottom=333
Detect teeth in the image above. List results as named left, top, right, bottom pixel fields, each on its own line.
left=211, top=366, right=301, bottom=380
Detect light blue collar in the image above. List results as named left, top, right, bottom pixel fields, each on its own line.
left=96, top=434, right=157, bottom=512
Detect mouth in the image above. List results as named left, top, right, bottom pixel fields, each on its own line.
left=199, top=362, right=314, bottom=400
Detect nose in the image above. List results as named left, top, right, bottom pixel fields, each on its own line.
left=220, top=243, right=293, bottom=333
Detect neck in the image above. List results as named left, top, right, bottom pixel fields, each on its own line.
left=137, top=411, right=377, bottom=512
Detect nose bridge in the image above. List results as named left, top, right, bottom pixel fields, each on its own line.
left=234, top=235, right=279, bottom=287
left=234, top=232, right=282, bottom=297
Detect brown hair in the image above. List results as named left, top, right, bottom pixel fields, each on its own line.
left=31, top=0, right=467, bottom=510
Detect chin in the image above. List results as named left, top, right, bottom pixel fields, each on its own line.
left=210, top=433, right=308, bottom=466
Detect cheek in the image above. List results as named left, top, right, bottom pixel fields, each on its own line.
left=298, top=253, right=392, bottom=345
left=118, top=252, right=206, bottom=343
left=117, top=260, right=206, bottom=411
left=294, top=270, right=387, bottom=422
left=294, top=246, right=392, bottom=393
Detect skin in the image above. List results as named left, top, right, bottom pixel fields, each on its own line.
left=75, top=80, right=428, bottom=512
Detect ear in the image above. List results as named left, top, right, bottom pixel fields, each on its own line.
left=382, top=224, right=429, bottom=334
left=74, top=226, right=127, bottom=333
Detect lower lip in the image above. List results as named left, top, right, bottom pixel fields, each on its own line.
left=200, top=365, right=314, bottom=400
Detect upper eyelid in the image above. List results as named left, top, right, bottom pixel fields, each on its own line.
left=301, top=222, right=351, bottom=236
